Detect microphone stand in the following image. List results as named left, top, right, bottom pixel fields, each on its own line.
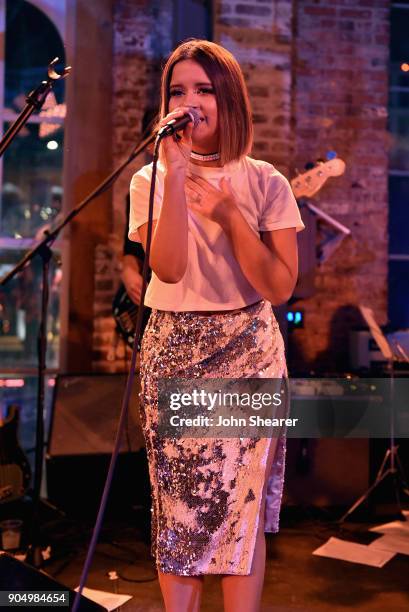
left=0, top=58, right=71, bottom=156
left=0, top=62, right=156, bottom=567
left=339, top=355, right=409, bottom=523
left=0, top=58, right=70, bottom=566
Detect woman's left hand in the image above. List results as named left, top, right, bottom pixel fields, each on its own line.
left=185, top=175, right=237, bottom=226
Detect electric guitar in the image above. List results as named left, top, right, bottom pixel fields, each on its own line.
left=0, top=405, right=31, bottom=503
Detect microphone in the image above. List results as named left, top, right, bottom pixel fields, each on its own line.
left=158, top=108, right=200, bottom=137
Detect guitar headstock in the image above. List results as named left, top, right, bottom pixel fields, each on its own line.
left=291, top=158, right=346, bottom=199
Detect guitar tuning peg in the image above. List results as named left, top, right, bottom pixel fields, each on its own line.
left=316, top=158, right=325, bottom=164
left=326, top=150, right=337, bottom=160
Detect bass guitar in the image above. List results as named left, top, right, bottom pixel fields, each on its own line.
left=112, top=283, right=151, bottom=348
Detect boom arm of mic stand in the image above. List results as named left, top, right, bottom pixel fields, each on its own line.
left=0, top=131, right=156, bottom=288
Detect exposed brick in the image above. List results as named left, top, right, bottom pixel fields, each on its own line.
left=273, top=115, right=288, bottom=126
left=320, top=19, right=336, bottom=28
left=304, top=6, right=337, bottom=17
left=376, top=23, right=389, bottom=35
left=252, top=113, right=269, bottom=123
left=219, top=2, right=232, bottom=13
left=253, top=141, right=269, bottom=151
left=339, top=20, right=355, bottom=31
left=358, top=0, right=388, bottom=6
left=375, top=35, right=388, bottom=45
left=219, top=17, right=251, bottom=27
left=236, top=4, right=272, bottom=16
left=339, top=9, right=372, bottom=19
left=95, top=279, right=114, bottom=291
left=248, top=85, right=270, bottom=97
left=90, top=0, right=174, bottom=372
left=94, top=317, right=116, bottom=332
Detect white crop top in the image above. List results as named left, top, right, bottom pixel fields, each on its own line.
left=129, top=155, right=304, bottom=311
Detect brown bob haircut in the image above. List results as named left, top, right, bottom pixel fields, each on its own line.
left=159, top=39, right=253, bottom=165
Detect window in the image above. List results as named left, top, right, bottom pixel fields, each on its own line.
left=388, top=2, right=409, bottom=328
left=0, top=0, right=66, bottom=369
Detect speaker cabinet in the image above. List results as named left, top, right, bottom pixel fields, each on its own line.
left=284, top=439, right=369, bottom=507
left=46, top=374, right=150, bottom=519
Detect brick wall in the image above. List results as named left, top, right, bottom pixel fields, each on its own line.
left=290, top=0, right=390, bottom=371
left=92, top=0, right=173, bottom=371
left=92, top=245, right=120, bottom=372
left=214, top=0, right=294, bottom=173
left=111, top=0, right=173, bottom=234
left=91, top=0, right=390, bottom=374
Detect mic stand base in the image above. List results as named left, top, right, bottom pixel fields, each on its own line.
left=25, top=544, right=45, bottom=569
left=339, top=445, right=409, bottom=523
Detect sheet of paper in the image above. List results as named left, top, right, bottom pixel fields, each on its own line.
left=74, top=586, right=132, bottom=611
left=369, top=534, right=409, bottom=556
left=370, top=518, right=409, bottom=535
left=312, top=537, right=395, bottom=568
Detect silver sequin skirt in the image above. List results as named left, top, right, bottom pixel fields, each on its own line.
left=139, top=299, right=287, bottom=576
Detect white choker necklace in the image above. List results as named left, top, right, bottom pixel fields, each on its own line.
left=191, top=151, right=220, bottom=162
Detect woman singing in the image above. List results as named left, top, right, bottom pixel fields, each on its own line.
left=129, top=39, right=304, bottom=612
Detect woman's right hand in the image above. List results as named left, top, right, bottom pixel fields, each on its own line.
left=158, top=108, right=193, bottom=174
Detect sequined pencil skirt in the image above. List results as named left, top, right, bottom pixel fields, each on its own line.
left=139, top=299, right=287, bottom=576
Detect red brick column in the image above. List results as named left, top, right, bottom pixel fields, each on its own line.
left=92, top=0, right=173, bottom=371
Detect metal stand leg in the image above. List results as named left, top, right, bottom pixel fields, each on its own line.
left=339, top=444, right=408, bottom=523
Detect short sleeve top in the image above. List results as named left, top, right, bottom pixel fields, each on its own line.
left=129, top=155, right=304, bottom=311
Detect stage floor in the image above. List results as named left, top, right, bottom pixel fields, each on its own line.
left=41, top=508, right=409, bottom=611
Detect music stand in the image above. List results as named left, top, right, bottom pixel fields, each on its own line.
left=339, top=305, right=409, bottom=522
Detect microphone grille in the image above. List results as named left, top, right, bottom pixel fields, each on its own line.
left=187, top=108, right=201, bottom=128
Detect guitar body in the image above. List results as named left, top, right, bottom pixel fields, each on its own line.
left=0, top=406, right=31, bottom=504
left=112, top=283, right=150, bottom=348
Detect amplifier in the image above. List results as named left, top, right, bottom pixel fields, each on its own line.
left=46, top=374, right=150, bottom=519
left=349, top=330, right=386, bottom=370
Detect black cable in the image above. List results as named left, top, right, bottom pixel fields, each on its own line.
left=72, top=134, right=162, bottom=610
